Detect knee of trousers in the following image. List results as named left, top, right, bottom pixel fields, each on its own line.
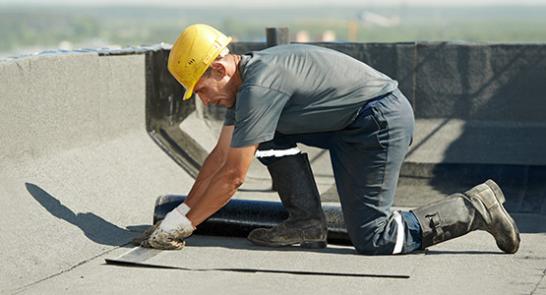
left=346, top=223, right=391, bottom=255
left=347, top=216, right=404, bottom=255
left=351, top=234, right=394, bottom=255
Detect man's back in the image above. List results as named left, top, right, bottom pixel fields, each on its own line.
left=226, top=44, right=398, bottom=147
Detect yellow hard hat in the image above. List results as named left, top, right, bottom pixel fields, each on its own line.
left=168, top=24, right=232, bottom=100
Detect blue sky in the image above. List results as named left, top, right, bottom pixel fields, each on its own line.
left=2, top=0, right=546, bottom=5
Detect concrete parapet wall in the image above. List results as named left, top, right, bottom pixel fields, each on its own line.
left=0, top=51, right=193, bottom=292
left=412, top=43, right=546, bottom=122
left=2, top=54, right=142, bottom=158
left=309, top=42, right=546, bottom=121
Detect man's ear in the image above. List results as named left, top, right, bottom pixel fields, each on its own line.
left=210, top=61, right=227, bottom=79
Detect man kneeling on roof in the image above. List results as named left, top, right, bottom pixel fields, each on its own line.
left=140, top=24, right=520, bottom=255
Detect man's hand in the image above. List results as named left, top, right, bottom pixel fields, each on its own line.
left=138, top=205, right=195, bottom=250
left=138, top=223, right=186, bottom=250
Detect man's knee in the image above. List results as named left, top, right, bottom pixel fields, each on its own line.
left=347, top=219, right=398, bottom=255
left=352, top=235, right=391, bottom=255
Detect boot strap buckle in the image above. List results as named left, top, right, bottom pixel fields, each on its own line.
left=428, top=214, right=445, bottom=242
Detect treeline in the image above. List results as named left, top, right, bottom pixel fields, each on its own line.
left=1, top=5, right=546, bottom=54
left=0, top=12, right=99, bottom=51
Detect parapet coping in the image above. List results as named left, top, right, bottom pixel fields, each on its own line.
left=0, top=43, right=173, bottom=63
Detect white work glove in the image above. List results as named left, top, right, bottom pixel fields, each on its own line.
left=140, top=203, right=195, bottom=250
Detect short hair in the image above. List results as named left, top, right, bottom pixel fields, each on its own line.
left=202, top=47, right=230, bottom=77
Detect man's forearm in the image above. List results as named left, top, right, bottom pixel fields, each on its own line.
left=184, top=147, right=225, bottom=207
left=179, top=139, right=256, bottom=228
left=185, top=144, right=257, bottom=227
left=185, top=168, right=242, bottom=226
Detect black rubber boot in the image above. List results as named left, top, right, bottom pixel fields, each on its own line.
left=247, top=153, right=328, bottom=249
left=412, top=179, right=520, bottom=254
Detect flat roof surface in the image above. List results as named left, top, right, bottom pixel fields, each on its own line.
left=10, top=213, right=546, bottom=295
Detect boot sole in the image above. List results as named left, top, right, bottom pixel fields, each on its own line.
left=485, top=180, right=521, bottom=254
left=249, top=238, right=327, bottom=249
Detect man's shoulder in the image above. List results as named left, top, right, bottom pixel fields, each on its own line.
left=258, top=43, right=330, bottom=55
left=253, top=44, right=352, bottom=69
left=245, top=44, right=330, bottom=70
left=240, top=54, right=294, bottom=92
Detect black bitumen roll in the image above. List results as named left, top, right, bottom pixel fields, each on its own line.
left=153, top=195, right=351, bottom=245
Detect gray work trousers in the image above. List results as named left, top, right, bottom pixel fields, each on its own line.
left=257, top=89, right=421, bottom=254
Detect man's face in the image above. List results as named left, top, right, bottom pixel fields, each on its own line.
left=193, top=69, right=236, bottom=108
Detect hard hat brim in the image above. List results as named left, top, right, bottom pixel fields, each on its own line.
left=183, top=86, right=194, bottom=100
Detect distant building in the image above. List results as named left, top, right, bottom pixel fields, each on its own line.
left=58, top=41, right=73, bottom=50
left=295, top=30, right=310, bottom=43
left=359, top=11, right=400, bottom=27
left=321, top=30, right=336, bottom=42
